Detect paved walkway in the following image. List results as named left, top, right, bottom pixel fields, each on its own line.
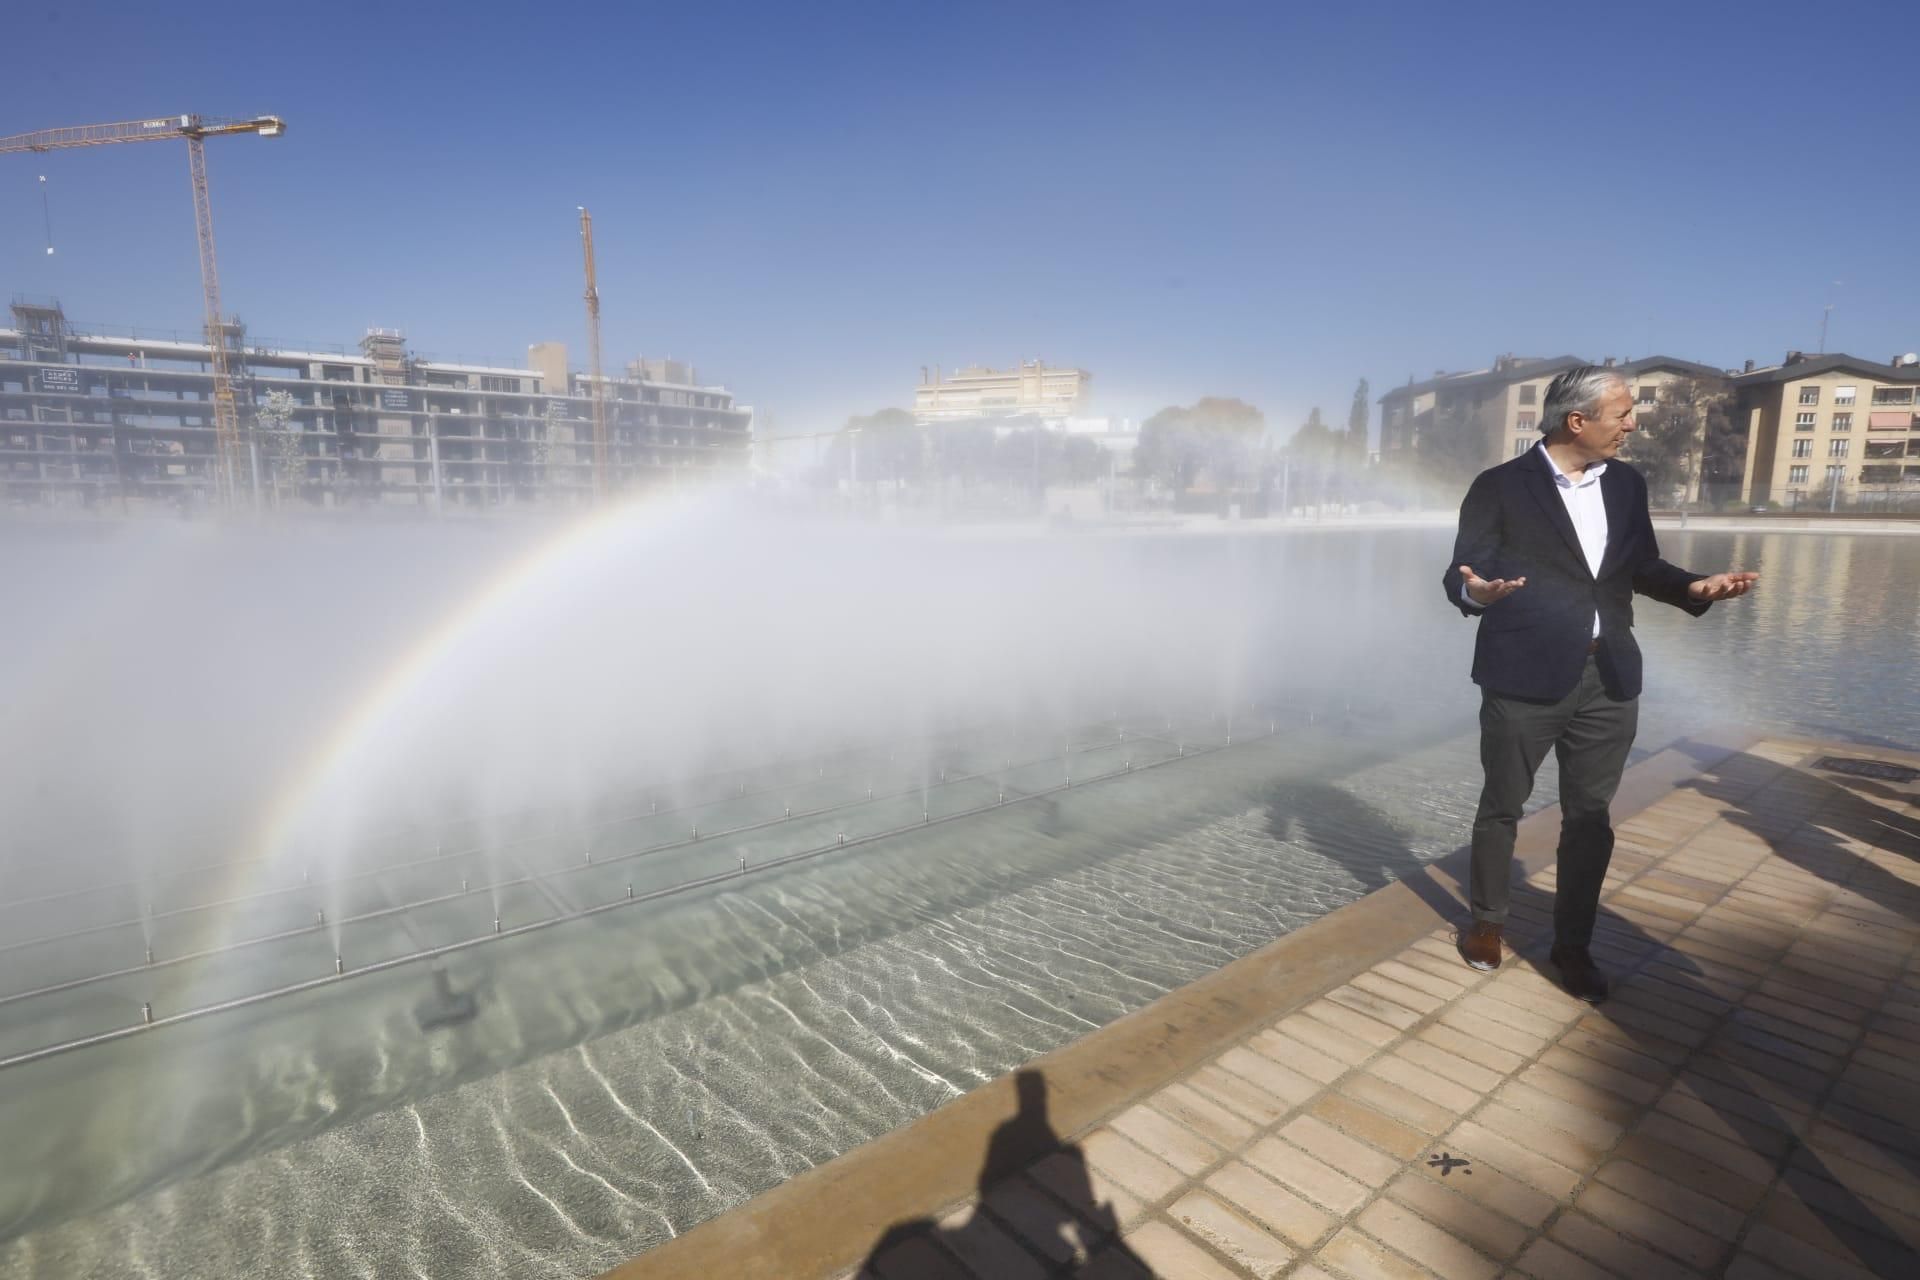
left=847, top=736, right=1920, bottom=1280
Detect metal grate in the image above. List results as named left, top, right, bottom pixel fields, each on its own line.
left=1815, top=756, right=1920, bottom=784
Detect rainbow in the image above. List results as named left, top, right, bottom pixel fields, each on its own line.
left=238, top=502, right=657, bottom=907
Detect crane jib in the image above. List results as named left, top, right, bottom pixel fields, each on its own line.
left=0, top=111, right=285, bottom=510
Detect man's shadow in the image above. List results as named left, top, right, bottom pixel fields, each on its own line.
left=859, top=1070, right=1152, bottom=1278
left=1264, top=777, right=1481, bottom=921
left=1272, top=763, right=1919, bottom=1276
left=1481, top=749, right=1919, bottom=1277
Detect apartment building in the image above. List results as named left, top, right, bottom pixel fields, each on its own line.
left=1731, top=351, right=1920, bottom=506
left=913, top=360, right=1090, bottom=424
left=0, top=297, right=751, bottom=510
left=1377, top=353, right=1729, bottom=485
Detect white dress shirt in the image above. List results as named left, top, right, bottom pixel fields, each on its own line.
left=1463, top=443, right=1607, bottom=638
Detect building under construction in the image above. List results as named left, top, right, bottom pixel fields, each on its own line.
left=0, top=296, right=752, bottom=510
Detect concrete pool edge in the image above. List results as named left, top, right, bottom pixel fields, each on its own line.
left=600, top=724, right=1762, bottom=1280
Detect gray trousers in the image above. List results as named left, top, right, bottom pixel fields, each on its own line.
left=1470, top=655, right=1637, bottom=949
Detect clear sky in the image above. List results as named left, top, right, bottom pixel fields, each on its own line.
left=6, top=0, right=1917, bottom=441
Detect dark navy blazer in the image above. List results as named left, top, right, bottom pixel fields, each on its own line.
left=1442, top=448, right=1708, bottom=702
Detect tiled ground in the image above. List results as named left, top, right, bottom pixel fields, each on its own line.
left=852, top=739, right=1920, bottom=1279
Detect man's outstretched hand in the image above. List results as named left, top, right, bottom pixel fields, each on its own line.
left=1688, top=571, right=1760, bottom=602
left=1460, top=564, right=1526, bottom=607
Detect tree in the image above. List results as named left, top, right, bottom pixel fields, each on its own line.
left=533, top=401, right=562, bottom=471
left=1698, top=390, right=1746, bottom=507
left=1345, top=378, right=1370, bottom=466
left=1416, top=391, right=1488, bottom=486
left=1132, top=397, right=1265, bottom=492
left=1285, top=407, right=1347, bottom=509
left=256, top=390, right=305, bottom=506
left=1287, top=407, right=1341, bottom=465
left=825, top=407, right=921, bottom=487
left=929, top=420, right=996, bottom=487
left=1627, top=386, right=1695, bottom=501
left=1060, top=434, right=1105, bottom=485
left=1632, top=377, right=1736, bottom=504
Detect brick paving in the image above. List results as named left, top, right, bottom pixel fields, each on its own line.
left=852, top=738, right=1920, bottom=1279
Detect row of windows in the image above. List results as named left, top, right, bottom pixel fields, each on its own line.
left=1791, top=438, right=1853, bottom=458
left=1786, top=465, right=1850, bottom=484
left=7, top=363, right=732, bottom=409
left=1795, top=412, right=1853, bottom=431
left=1800, top=385, right=1916, bottom=406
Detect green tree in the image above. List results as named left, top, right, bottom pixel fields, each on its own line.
left=1699, top=391, right=1746, bottom=506
left=533, top=401, right=562, bottom=471
left=1286, top=407, right=1346, bottom=508
left=1133, top=396, right=1265, bottom=491
left=986, top=427, right=1103, bottom=492
left=1060, top=434, right=1105, bottom=485
left=1631, top=377, right=1734, bottom=504
left=1345, top=378, right=1370, bottom=465
left=1288, top=407, right=1341, bottom=464
left=256, top=390, right=305, bottom=506
left=824, top=407, right=921, bottom=486
left=929, top=420, right=996, bottom=486
left=1416, top=392, right=1487, bottom=485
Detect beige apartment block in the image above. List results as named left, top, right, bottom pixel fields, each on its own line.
left=1378, top=354, right=1727, bottom=476
left=1731, top=352, right=1920, bottom=507
left=914, top=360, right=1091, bottom=424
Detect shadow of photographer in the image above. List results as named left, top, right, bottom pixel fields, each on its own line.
left=857, top=1069, right=1153, bottom=1278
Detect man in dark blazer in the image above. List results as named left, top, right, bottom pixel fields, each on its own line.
left=1443, top=366, right=1756, bottom=1001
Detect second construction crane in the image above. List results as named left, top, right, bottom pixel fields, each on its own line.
left=0, top=114, right=286, bottom=509
left=578, top=207, right=610, bottom=500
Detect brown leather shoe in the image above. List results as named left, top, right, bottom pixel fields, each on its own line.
left=1458, top=922, right=1502, bottom=971
left=1550, top=944, right=1610, bottom=1003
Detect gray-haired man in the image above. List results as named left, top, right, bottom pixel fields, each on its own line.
left=1441, top=366, right=1756, bottom=1000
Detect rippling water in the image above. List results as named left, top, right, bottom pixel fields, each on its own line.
left=1, top=526, right=1913, bottom=1279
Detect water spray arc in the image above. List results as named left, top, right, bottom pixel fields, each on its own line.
left=0, top=706, right=1288, bottom=1071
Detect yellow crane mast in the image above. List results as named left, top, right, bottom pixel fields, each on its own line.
left=578, top=207, right=610, bottom=500
left=0, top=114, right=286, bottom=509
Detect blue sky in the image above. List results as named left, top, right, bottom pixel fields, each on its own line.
left=6, top=0, right=1917, bottom=439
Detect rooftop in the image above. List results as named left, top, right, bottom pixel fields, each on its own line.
left=1380, top=356, right=1585, bottom=402
left=1732, top=352, right=1920, bottom=386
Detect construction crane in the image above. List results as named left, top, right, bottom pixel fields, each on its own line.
left=0, top=114, right=286, bottom=509
left=577, top=206, right=610, bottom=500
